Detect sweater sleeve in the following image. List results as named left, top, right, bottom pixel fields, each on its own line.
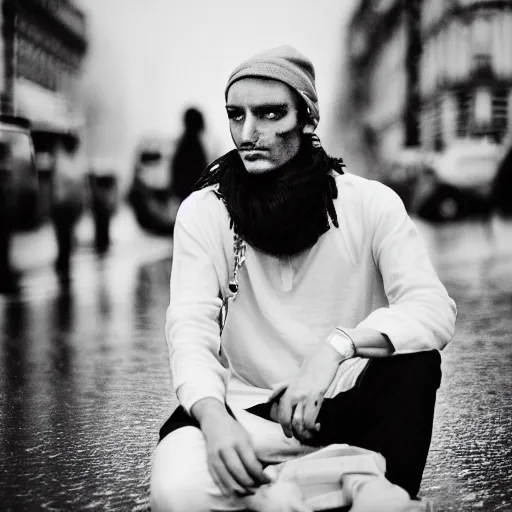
left=165, top=194, right=228, bottom=414
left=355, top=181, right=456, bottom=353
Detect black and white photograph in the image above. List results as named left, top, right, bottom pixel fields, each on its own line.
left=0, top=1, right=511, bottom=511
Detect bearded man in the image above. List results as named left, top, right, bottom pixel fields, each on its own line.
left=150, top=46, right=456, bottom=512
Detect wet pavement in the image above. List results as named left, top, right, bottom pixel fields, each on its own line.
left=1, top=215, right=511, bottom=511
left=415, top=217, right=512, bottom=511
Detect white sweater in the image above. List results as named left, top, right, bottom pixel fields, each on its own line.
left=165, top=173, right=456, bottom=413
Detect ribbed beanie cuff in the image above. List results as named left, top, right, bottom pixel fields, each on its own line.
left=225, top=45, right=319, bottom=128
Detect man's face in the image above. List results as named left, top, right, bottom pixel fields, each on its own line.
left=226, top=78, right=304, bottom=174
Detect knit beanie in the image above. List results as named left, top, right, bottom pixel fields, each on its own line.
left=225, top=45, right=320, bottom=128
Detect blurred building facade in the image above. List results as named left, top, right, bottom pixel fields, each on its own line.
left=346, top=0, right=512, bottom=171
left=346, top=0, right=421, bottom=164
left=420, top=0, right=512, bottom=151
left=0, top=0, right=88, bottom=228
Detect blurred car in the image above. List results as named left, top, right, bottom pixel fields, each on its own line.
left=127, top=137, right=178, bottom=235
left=433, top=139, right=501, bottom=199
left=1, top=115, right=39, bottom=230
left=411, top=140, right=501, bottom=223
left=381, top=141, right=501, bottom=223
left=490, top=142, right=512, bottom=217
left=0, top=115, right=38, bottom=293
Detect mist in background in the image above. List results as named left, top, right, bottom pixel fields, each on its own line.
left=1, top=2, right=512, bottom=511
left=78, top=0, right=358, bottom=190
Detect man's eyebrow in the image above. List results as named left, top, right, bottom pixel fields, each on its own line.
left=225, top=103, right=290, bottom=110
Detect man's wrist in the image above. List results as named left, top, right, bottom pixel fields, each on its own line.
left=326, top=328, right=357, bottom=362
left=191, top=397, right=229, bottom=427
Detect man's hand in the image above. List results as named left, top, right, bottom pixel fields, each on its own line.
left=268, top=343, right=344, bottom=443
left=192, top=398, right=271, bottom=497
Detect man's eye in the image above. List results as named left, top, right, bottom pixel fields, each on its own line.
left=264, top=111, right=284, bottom=120
left=227, top=112, right=244, bottom=123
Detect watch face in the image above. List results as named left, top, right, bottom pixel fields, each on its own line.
left=329, top=330, right=355, bottom=359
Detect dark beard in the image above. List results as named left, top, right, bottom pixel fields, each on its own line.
left=194, top=134, right=345, bottom=257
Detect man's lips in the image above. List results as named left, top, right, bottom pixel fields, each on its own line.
left=240, top=149, right=268, bottom=160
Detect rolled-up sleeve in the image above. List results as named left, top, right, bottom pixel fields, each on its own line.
left=356, top=182, right=456, bottom=353
left=165, top=195, right=228, bottom=414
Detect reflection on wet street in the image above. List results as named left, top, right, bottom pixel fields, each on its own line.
left=1, top=219, right=511, bottom=511
left=0, top=246, right=175, bottom=511
left=415, top=218, right=512, bottom=511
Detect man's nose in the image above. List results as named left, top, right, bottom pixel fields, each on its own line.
left=240, top=114, right=258, bottom=143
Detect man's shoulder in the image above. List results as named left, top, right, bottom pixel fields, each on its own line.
left=177, top=185, right=225, bottom=220
left=334, top=172, right=399, bottom=201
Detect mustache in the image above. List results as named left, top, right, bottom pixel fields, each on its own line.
left=239, top=143, right=268, bottom=151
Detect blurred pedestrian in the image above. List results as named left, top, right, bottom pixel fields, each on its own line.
left=89, top=171, right=118, bottom=255
left=151, top=46, right=456, bottom=511
left=51, top=132, right=85, bottom=286
left=170, top=107, right=207, bottom=202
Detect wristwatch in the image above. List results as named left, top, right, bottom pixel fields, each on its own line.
left=327, top=328, right=357, bottom=361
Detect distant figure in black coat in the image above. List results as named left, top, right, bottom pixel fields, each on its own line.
left=51, top=133, right=84, bottom=287
left=170, top=108, right=207, bottom=202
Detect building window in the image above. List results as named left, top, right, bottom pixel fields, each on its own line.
left=491, top=89, right=509, bottom=143
left=474, top=88, right=492, bottom=125
left=456, top=91, right=472, bottom=137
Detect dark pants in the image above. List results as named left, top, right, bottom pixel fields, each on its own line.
left=52, top=201, right=82, bottom=281
left=92, top=207, right=111, bottom=254
left=160, top=350, right=442, bottom=500
left=316, top=350, right=442, bottom=498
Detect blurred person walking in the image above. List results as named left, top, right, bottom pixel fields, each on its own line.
left=88, top=166, right=119, bottom=255
left=50, top=132, right=86, bottom=286
left=170, top=107, right=208, bottom=202
left=151, top=46, right=456, bottom=512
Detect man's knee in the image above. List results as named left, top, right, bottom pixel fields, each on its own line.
left=150, top=427, right=212, bottom=512
left=357, top=351, right=443, bottom=497
left=150, top=475, right=209, bottom=512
